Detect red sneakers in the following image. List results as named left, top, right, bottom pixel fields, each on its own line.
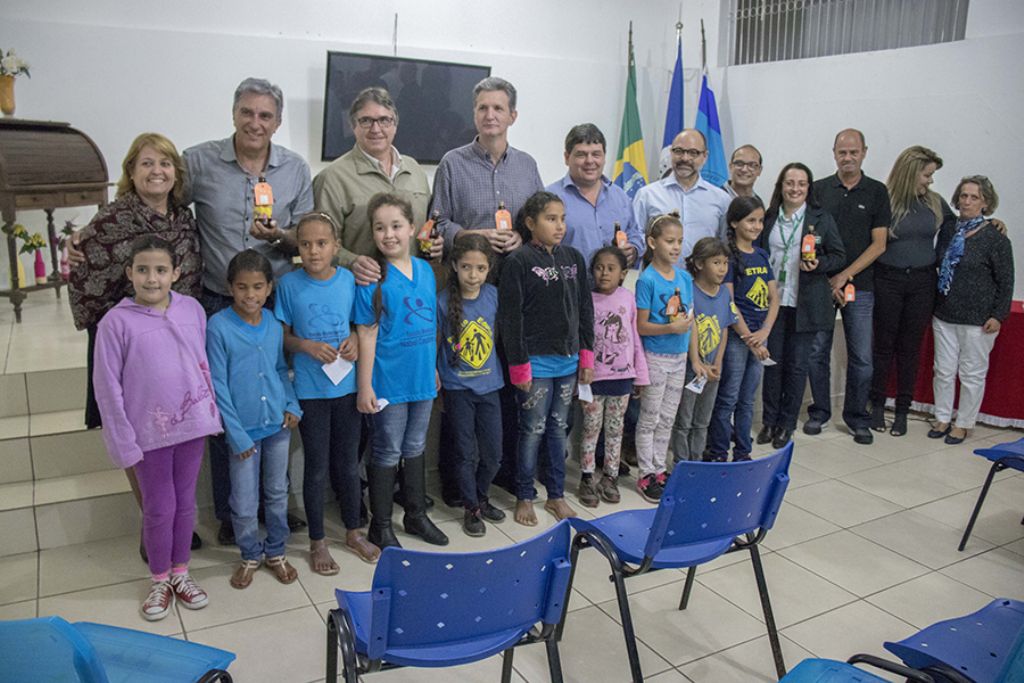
left=141, top=581, right=174, bottom=621
left=169, top=573, right=209, bottom=610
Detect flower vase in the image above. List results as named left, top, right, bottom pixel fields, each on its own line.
left=34, top=249, right=46, bottom=285
left=0, top=75, right=15, bottom=117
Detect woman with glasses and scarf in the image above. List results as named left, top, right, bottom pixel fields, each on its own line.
left=929, top=176, right=1013, bottom=445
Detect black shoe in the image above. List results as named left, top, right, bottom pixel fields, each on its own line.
left=772, top=430, right=792, bottom=449
left=852, top=428, right=874, bottom=445
left=217, top=520, right=236, bottom=546
left=870, top=404, right=887, bottom=432
left=479, top=499, right=506, bottom=523
left=803, top=418, right=828, bottom=436
left=400, top=457, right=449, bottom=546
left=944, top=428, right=967, bottom=445
left=368, top=465, right=401, bottom=550
left=463, top=509, right=486, bottom=537
left=890, top=413, right=908, bottom=437
left=286, top=513, right=307, bottom=531
left=927, top=423, right=951, bottom=439
left=756, top=426, right=775, bottom=445
left=191, top=532, right=202, bottom=550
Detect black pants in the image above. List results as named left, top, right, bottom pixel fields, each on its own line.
left=298, top=395, right=363, bottom=538
left=870, top=263, right=936, bottom=413
left=443, top=389, right=503, bottom=509
left=85, top=324, right=102, bottom=429
left=761, top=307, right=815, bottom=432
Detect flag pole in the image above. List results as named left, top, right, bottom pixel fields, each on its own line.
left=700, top=18, right=707, bottom=72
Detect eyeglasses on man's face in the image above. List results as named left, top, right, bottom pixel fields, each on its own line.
left=355, top=116, right=396, bottom=130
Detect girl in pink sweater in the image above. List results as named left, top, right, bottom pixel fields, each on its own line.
left=577, top=246, right=649, bottom=507
left=94, top=236, right=221, bottom=622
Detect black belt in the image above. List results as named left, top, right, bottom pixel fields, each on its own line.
left=875, top=262, right=935, bottom=275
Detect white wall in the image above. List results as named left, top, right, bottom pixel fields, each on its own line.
left=0, top=0, right=681, bottom=287
left=699, top=0, right=1024, bottom=296
left=2, top=0, right=1022, bottom=298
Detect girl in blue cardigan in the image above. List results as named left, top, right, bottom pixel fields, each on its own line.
left=207, top=250, right=301, bottom=590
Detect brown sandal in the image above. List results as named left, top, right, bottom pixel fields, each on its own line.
left=265, top=555, right=298, bottom=584
left=230, top=559, right=260, bottom=589
left=346, top=530, right=381, bottom=564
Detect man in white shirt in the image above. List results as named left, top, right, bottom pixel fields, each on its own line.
left=633, top=128, right=731, bottom=262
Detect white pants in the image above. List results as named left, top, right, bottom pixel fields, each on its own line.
left=931, top=318, right=998, bottom=429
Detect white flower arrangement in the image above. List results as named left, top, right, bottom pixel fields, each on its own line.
left=0, top=49, right=31, bottom=78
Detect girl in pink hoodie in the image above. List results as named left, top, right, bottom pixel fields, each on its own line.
left=93, top=236, right=222, bottom=622
left=577, top=246, right=649, bottom=508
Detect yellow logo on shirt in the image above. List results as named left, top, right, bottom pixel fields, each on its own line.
left=746, top=276, right=769, bottom=310
left=697, top=313, right=722, bottom=359
left=450, top=317, right=493, bottom=370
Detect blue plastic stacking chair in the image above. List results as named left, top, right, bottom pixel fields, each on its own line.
left=559, top=443, right=793, bottom=682
left=780, top=655, right=937, bottom=682
left=884, top=598, right=1024, bottom=682
left=959, top=438, right=1024, bottom=551
left=0, top=615, right=235, bottom=682
left=326, top=519, right=573, bottom=682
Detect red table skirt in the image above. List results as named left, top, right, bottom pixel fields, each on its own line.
left=887, top=300, right=1024, bottom=428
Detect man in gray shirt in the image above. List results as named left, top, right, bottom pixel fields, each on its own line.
left=184, top=77, right=313, bottom=302
left=430, top=77, right=543, bottom=257
left=183, top=77, right=313, bottom=542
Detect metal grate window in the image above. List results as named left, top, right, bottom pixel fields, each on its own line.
left=726, top=0, right=970, bottom=66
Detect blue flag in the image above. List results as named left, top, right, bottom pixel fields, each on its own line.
left=695, top=73, right=728, bottom=187
left=659, top=34, right=685, bottom=179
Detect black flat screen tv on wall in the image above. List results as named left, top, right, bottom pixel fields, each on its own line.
left=321, top=51, right=491, bottom=164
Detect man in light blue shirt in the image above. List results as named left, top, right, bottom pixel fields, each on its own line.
left=633, top=128, right=730, bottom=263
left=546, top=123, right=644, bottom=268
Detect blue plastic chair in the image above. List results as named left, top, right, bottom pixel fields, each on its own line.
left=780, top=655, right=937, bottom=681
left=959, top=438, right=1024, bottom=551
left=884, top=598, right=1024, bottom=682
left=326, top=519, right=573, bottom=682
left=0, top=616, right=235, bottom=682
left=559, top=443, right=793, bottom=682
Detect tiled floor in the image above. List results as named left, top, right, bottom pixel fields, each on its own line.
left=2, top=291, right=1023, bottom=682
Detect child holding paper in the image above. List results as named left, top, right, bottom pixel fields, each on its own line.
left=275, top=213, right=378, bottom=575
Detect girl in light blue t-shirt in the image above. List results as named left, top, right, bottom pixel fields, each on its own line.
left=355, top=193, right=448, bottom=550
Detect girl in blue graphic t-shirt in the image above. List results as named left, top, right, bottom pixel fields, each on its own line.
left=355, top=193, right=448, bottom=550
left=438, top=232, right=506, bottom=538
left=707, top=197, right=780, bottom=462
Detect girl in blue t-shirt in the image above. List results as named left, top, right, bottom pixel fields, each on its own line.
left=671, top=237, right=736, bottom=462
left=207, top=250, right=301, bottom=589
left=438, top=232, right=506, bottom=537
left=634, top=212, right=703, bottom=503
left=355, top=193, right=448, bottom=549
left=707, top=197, right=780, bottom=461
left=275, top=213, right=376, bottom=575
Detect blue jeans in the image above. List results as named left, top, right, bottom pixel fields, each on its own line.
left=371, top=399, right=433, bottom=467
left=516, top=374, right=575, bottom=500
left=443, top=389, right=502, bottom=509
left=807, top=291, right=874, bottom=430
left=708, top=329, right=764, bottom=459
left=228, top=428, right=292, bottom=561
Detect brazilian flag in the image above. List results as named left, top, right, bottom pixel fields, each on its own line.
left=613, top=24, right=648, bottom=199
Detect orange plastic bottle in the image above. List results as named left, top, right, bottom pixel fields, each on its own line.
left=800, top=233, right=816, bottom=261
left=418, top=210, right=440, bottom=254
left=665, top=287, right=682, bottom=320
left=495, top=201, right=512, bottom=232
left=614, top=222, right=628, bottom=248
left=254, top=176, right=274, bottom=223
left=844, top=283, right=856, bottom=302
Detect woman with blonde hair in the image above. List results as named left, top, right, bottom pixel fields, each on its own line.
left=69, top=132, right=203, bottom=558
left=869, top=145, right=952, bottom=436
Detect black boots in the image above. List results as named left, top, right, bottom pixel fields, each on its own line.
left=890, top=412, right=908, bottom=437
left=367, top=465, right=401, bottom=550
left=871, top=403, right=887, bottom=432
left=401, top=456, right=449, bottom=546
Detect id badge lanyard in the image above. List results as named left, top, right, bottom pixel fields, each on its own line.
left=775, top=212, right=804, bottom=285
